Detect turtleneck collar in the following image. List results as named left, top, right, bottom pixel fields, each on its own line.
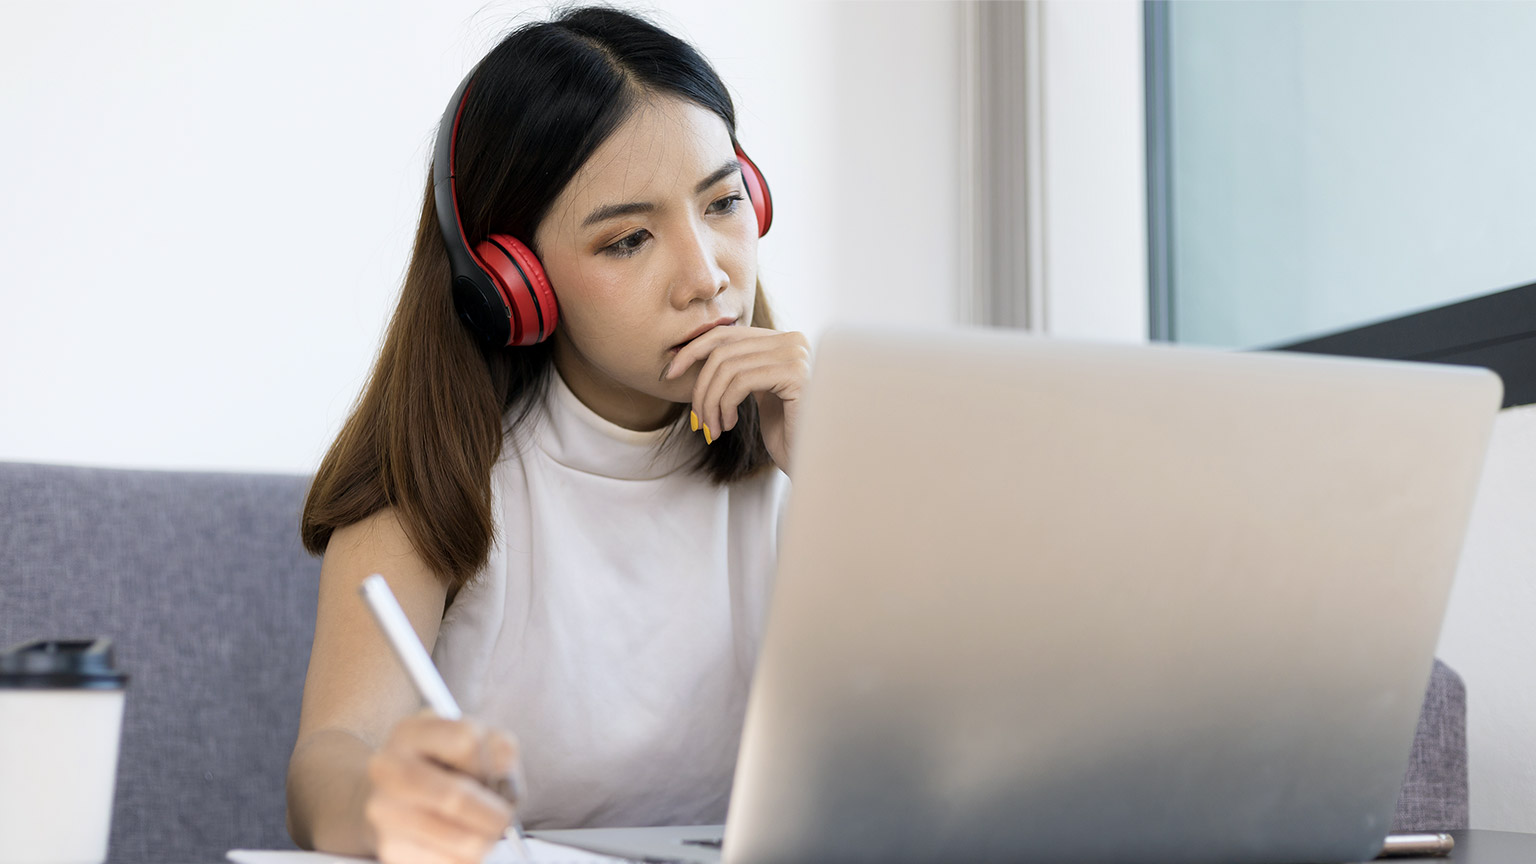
left=531, top=364, right=701, bottom=480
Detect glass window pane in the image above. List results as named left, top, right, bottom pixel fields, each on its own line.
left=1165, top=0, right=1536, bottom=348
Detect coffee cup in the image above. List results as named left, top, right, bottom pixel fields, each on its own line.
left=0, top=638, right=129, bottom=864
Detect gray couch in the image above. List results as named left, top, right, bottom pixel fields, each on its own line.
left=0, top=461, right=1468, bottom=863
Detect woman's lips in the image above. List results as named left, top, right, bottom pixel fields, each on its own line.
left=669, top=317, right=738, bottom=351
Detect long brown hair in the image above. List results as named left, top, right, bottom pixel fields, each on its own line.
left=301, top=6, right=778, bottom=593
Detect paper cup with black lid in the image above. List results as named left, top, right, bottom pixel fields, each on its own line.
left=0, top=638, right=128, bottom=864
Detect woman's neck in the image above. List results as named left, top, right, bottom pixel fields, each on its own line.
left=551, top=338, right=679, bottom=432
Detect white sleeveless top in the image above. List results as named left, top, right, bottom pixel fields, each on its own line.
left=431, top=366, right=791, bottom=830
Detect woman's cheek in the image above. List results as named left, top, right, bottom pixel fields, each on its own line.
left=585, top=290, right=655, bottom=348
left=585, top=271, right=633, bottom=305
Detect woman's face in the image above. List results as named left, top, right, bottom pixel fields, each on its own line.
left=533, top=93, right=759, bottom=431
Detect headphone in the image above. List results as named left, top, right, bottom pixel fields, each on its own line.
left=433, top=63, right=775, bottom=349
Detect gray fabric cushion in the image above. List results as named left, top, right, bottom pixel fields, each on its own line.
left=0, top=461, right=318, bottom=864
left=1393, top=658, right=1470, bottom=830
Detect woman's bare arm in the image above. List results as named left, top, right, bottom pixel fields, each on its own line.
left=285, top=508, right=450, bottom=854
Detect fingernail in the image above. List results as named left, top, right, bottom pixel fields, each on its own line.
left=703, top=423, right=713, bottom=445
left=690, top=410, right=699, bottom=432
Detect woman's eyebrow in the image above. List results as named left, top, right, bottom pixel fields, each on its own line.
left=581, top=159, right=742, bottom=228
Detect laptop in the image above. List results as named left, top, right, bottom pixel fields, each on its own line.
left=531, top=325, right=1502, bottom=864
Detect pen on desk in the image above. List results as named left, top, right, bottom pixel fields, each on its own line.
left=359, top=573, right=533, bottom=862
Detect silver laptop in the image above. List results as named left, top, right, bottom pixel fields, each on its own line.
left=532, top=325, right=1502, bottom=864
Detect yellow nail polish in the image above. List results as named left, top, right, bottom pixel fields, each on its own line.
left=703, top=423, right=713, bottom=445
left=690, top=410, right=699, bottom=432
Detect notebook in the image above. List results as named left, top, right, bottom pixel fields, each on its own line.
left=227, top=837, right=629, bottom=864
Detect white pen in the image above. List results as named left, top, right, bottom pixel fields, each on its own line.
left=359, top=573, right=534, bottom=863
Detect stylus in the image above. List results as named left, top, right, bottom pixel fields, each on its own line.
left=359, top=573, right=534, bottom=862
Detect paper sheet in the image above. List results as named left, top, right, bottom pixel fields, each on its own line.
left=228, top=836, right=633, bottom=864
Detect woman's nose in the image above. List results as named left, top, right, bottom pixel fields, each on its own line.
left=671, top=224, right=729, bottom=306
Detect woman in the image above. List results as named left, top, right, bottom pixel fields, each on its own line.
left=283, top=7, right=809, bottom=863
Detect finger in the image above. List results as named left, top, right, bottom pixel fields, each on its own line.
left=692, top=339, right=785, bottom=437
left=368, top=794, right=503, bottom=864
left=695, top=336, right=809, bottom=434
left=706, top=362, right=803, bottom=434
left=664, top=325, right=777, bottom=381
left=697, top=350, right=765, bottom=435
left=371, top=747, right=515, bottom=839
left=406, top=756, right=515, bottom=838
left=475, top=727, right=521, bottom=784
left=376, top=837, right=458, bottom=864
left=475, top=728, right=526, bottom=805
left=721, top=332, right=811, bottom=432
left=387, top=712, right=490, bottom=775
left=375, top=831, right=478, bottom=864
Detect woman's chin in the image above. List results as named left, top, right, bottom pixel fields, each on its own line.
left=657, top=376, right=697, bottom=403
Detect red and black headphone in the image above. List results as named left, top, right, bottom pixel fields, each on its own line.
left=433, top=63, right=774, bottom=349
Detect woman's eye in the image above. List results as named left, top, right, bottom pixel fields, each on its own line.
left=710, top=194, right=745, bottom=215
left=602, top=196, right=742, bottom=258
left=605, top=230, right=649, bottom=258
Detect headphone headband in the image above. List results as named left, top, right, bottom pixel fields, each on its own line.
left=432, top=64, right=483, bottom=288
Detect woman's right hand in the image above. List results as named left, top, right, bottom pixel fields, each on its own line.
left=365, top=709, right=521, bottom=864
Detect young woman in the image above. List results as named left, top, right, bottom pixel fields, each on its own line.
left=283, top=7, right=809, bottom=863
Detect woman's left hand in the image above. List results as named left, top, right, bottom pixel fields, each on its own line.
left=663, top=326, right=812, bottom=477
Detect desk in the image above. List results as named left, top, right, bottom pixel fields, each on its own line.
left=184, top=830, right=1536, bottom=864
left=522, top=829, right=1536, bottom=864
left=1435, top=831, right=1536, bottom=864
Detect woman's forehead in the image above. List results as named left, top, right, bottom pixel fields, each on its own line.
left=551, top=96, right=735, bottom=228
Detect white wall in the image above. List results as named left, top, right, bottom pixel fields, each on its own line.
left=0, top=0, right=966, bottom=475
left=1037, top=0, right=1147, bottom=343
left=826, top=2, right=964, bottom=333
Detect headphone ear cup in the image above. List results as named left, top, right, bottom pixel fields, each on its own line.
left=452, top=273, right=512, bottom=349
left=475, top=234, right=560, bottom=346
left=735, top=146, right=773, bottom=237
